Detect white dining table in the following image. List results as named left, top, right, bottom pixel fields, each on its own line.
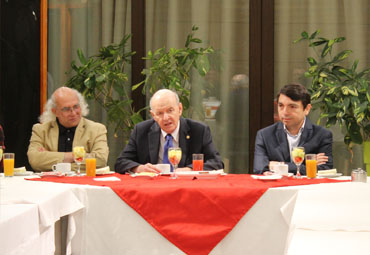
left=287, top=178, right=370, bottom=255
left=0, top=204, right=40, bottom=255
left=0, top=176, right=84, bottom=255
left=1, top=175, right=298, bottom=255
left=65, top=183, right=298, bottom=255
left=63, top=176, right=370, bottom=255
left=3, top=175, right=370, bottom=255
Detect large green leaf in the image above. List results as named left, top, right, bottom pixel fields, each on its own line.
left=307, top=57, right=317, bottom=66
left=77, top=49, right=87, bottom=65
left=195, top=55, right=210, bottom=76
left=310, top=40, right=327, bottom=47
left=321, top=43, right=331, bottom=57
left=334, top=37, right=345, bottom=43
left=309, top=30, right=320, bottom=39
left=301, top=31, right=309, bottom=39
left=332, top=50, right=352, bottom=62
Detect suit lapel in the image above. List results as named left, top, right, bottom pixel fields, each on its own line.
left=276, top=122, right=290, bottom=161
left=49, top=121, right=59, bottom=151
left=148, top=122, right=160, bottom=164
left=73, top=118, right=85, bottom=147
left=298, top=118, right=313, bottom=147
left=179, top=118, right=190, bottom=166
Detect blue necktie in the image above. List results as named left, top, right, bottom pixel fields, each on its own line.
left=162, top=134, right=173, bottom=171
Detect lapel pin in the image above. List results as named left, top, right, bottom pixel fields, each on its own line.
left=186, top=135, right=190, bottom=139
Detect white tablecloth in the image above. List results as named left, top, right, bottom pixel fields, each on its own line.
left=59, top=183, right=298, bottom=255
left=0, top=176, right=84, bottom=255
left=0, top=204, right=40, bottom=255
left=1, top=176, right=298, bottom=255
left=287, top=179, right=370, bottom=255
left=7, top=175, right=368, bottom=255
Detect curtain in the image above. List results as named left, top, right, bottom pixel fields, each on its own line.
left=145, top=0, right=250, bottom=173
left=47, top=0, right=131, bottom=168
left=275, top=0, right=370, bottom=174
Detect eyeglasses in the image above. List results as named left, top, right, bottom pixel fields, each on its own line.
left=60, top=104, right=80, bottom=113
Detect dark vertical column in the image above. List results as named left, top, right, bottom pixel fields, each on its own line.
left=249, top=0, right=274, bottom=172
left=261, top=0, right=274, bottom=128
left=131, top=0, right=146, bottom=117
left=0, top=0, right=41, bottom=169
left=249, top=0, right=262, bottom=173
left=40, top=0, right=48, bottom=113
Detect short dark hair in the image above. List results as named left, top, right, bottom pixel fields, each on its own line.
left=277, top=83, right=311, bottom=109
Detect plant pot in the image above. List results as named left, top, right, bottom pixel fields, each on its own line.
left=364, top=141, right=370, bottom=176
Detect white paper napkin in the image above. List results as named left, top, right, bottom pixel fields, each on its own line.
left=93, top=176, right=121, bottom=181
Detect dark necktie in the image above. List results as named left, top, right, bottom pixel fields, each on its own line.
left=162, top=134, right=173, bottom=171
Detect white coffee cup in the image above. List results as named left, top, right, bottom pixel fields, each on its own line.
left=52, top=163, right=72, bottom=173
left=155, top=164, right=171, bottom=174
left=274, top=164, right=288, bottom=175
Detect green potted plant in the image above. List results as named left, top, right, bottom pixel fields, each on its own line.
left=67, top=26, right=215, bottom=136
left=294, top=30, right=370, bottom=173
left=66, top=35, right=144, bottom=136
left=139, top=25, right=214, bottom=117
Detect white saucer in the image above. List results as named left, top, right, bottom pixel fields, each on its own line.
left=251, top=174, right=283, bottom=180
left=317, top=173, right=343, bottom=178
left=14, top=171, right=33, bottom=176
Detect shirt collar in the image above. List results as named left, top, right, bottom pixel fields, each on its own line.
left=161, top=121, right=180, bottom=143
left=283, top=117, right=306, bottom=137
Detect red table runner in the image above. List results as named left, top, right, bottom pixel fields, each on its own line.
left=29, top=174, right=348, bottom=255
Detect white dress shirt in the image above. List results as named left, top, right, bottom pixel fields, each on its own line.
left=284, top=117, right=306, bottom=161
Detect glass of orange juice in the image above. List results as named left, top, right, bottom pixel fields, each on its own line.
left=3, top=153, right=15, bottom=177
left=192, top=154, right=204, bottom=171
left=85, top=153, right=96, bottom=177
left=305, top=154, right=317, bottom=178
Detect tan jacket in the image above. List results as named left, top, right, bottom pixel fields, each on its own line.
left=27, top=118, right=109, bottom=171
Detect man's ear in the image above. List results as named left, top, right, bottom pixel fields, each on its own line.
left=304, top=103, right=312, bottom=115
left=178, top=103, right=183, bottom=115
left=52, top=108, right=57, bottom=115
left=150, top=110, right=155, bottom=119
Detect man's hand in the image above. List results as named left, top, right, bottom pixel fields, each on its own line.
left=175, top=167, right=192, bottom=172
left=63, top=152, right=74, bottom=163
left=268, top=161, right=280, bottom=172
left=133, top=163, right=161, bottom=173
left=263, top=171, right=274, bottom=176
left=316, top=153, right=328, bottom=165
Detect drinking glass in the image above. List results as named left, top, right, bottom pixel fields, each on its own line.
left=85, top=153, right=96, bottom=177
left=305, top=154, right=317, bottom=178
left=192, top=154, right=204, bottom=171
left=291, top=147, right=305, bottom=178
left=73, top=146, right=86, bottom=176
left=168, top=147, right=182, bottom=179
left=3, top=153, right=15, bottom=177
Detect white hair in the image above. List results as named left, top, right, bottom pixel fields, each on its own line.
left=39, top=87, right=89, bottom=123
left=149, top=89, right=180, bottom=110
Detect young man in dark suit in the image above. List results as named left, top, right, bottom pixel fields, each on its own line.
left=253, top=83, right=333, bottom=175
left=115, top=89, right=223, bottom=174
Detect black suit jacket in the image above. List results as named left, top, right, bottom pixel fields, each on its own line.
left=115, top=117, right=223, bottom=173
left=253, top=118, right=333, bottom=175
